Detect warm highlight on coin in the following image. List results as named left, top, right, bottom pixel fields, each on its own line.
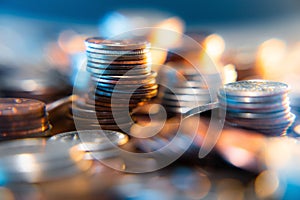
left=70, top=37, right=158, bottom=132
left=0, top=98, right=51, bottom=139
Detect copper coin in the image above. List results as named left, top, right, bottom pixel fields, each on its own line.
left=0, top=98, right=46, bottom=119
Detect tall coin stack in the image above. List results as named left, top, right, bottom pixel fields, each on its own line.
left=218, top=80, right=295, bottom=136
left=71, top=38, right=158, bottom=132
left=158, top=67, right=220, bottom=114
left=0, top=98, right=51, bottom=140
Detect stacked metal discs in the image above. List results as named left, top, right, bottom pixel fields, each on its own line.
left=70, top=38, right=158, bottom=132
left=49, top=130, right=128, bottom=160
left=0, top=138, right=91, bottom=183
left=219, top=80, right=295, bottom=136
left=0, top=98, right=51, bottom=140
left=158, top=67, right=219, bottom=114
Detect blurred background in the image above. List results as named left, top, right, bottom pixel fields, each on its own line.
left=1, top=1, right=300, bottom=199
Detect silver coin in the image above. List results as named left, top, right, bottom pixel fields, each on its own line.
left=225, top=108, right=290, bottom=119
left=94, top=88, right=157, bottom=99
left=72, top=115, right=131, bottom=125
left=49, top=130, right=128, bottom=151
left=87, top=61, right=151, bottom=70
left=87, top=57, right=150, bottom=65
left=224, top=105, right=289, bottom=114
left=0, top=138, right=88, bottom=182
left=82, top=122, right=133, bottom=131
left=225, top=121, right=289, bottom=136
left=164, top=105, right=191, bottom=113
left=92, top=71, right=156, bottom=80
left=218, top=93, right=289, bottom=103
left=86, top=51, right=150, bottom=61
left=86, top=46, right=150, bottom=55
left=222, top=80, right=290, bottom=97
left=225, top=113, right=294, bottom=126
left=219, top=99, right=290, bottom=110
left=71, top=104, right=129, bottom=119
left=161, top=80, right=207, bottom=89
left=95, top=81, right=157, bottom=90
left=91, top=75, right=156, bottom=85
left=86, top=65, right=151, bottom=76
left=85, top=37, right=151, bottom=50
left=162, top=99, right=210, bottom=107
left=162, top=93, right=212, bottom=102
left=163, top=87, right=211, bottom=95
left=97, top=84, right=158, bottom=94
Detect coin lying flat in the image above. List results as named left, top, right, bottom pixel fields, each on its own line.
left=219, top=80, right=294, bottom=136
left=49, top=130, right=128, bottom=150
left=0, top=138, right=91, bottom=183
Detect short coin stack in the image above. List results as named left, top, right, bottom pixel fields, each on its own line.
left=158, top=67, right=218, bottom=114
left=0, top=98, right=51, bottom=140
left=219, top=80, right=295, bottom=136
left=71, top=38, right=158, bottom=132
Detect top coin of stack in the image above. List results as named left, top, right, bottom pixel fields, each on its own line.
left=218, top=80, right=295, bottom=136
left=0, top=98, right=51, bottom=140
left=71, top=38, right=158, bottom=132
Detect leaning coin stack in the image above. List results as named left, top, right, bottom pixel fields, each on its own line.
left=219, top=80, right=295, bottom=136
left=158, top=67, right=219, bottom=114
left=0, top=138, right=91, bottom=183
left=0, top=98, right=51, bottom=140
left=70, top=38, right=158, bottom=132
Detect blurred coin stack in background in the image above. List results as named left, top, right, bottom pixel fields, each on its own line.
left=219, top=80, right=295, bottom=136
left=69, top=38, right=158, bottom=132
left=0, top=66, right=71, bottom=103
left=157, top=66, right=222, bottom=114
left=0, top=98, right=51, bottom=140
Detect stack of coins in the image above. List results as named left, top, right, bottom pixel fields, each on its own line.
left=219, top=80, right=295, bottom=136
left=49, top=130, right=128, bottom=160
left=70, top=38, right=158, bottom=132
left=0, top=98, right=51, bottom=140
left=0, top=138, right=91, bottom=183
left=158, top=67, right=219, bottom=114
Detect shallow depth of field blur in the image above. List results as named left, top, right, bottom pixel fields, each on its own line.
left=0, top=0, right=300, bottom=199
